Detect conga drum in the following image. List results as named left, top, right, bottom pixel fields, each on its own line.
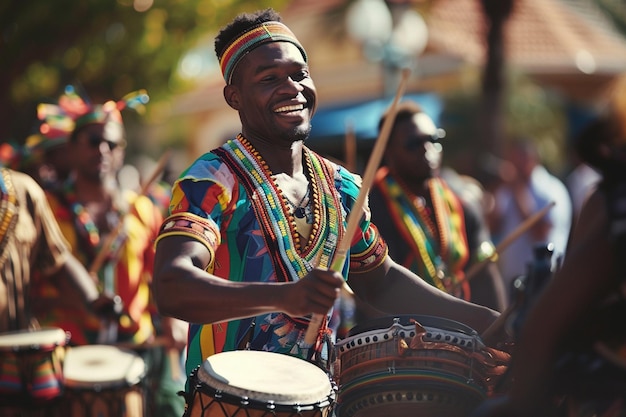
left=61, top=344, right=147, bottom=417
left=334, top=315, right=509, bottom=417
left=0, top=327, right=68, bottom=405
left=186, top=350, right=336, bottom=417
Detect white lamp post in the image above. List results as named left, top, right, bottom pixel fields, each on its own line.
left=346, top=0, right=428, bottom=97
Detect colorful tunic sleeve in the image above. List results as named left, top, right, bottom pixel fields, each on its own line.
left=336, top=166, right=388, bottom=274
left=156, top=153, right=230, bottom=269
left=17, top=171, right=70, bottom=275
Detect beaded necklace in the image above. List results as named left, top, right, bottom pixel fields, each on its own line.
left=61, top=180, right=125, bottom=269
left=376, top=167, right=468, bottom=295
left=217, top=135, right=343, bottom=280
left=0, top=168, right=19, bottom=267
left=284, top=186, right=312, bottom=222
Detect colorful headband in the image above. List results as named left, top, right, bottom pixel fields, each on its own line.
left=219, top=21, right=307, bottom=84
left=73, top=90, right=149, bottom=133
left=0, top=142, right=21, bottom=169
left=35, top=86, right=150, bottom=148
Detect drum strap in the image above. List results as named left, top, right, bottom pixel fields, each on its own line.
left=309, top=316, right=333, bottom=372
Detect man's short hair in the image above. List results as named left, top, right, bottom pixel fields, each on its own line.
left=378, top=100, right=424, bottom=133
left=214, top=8, right=282, bottom=60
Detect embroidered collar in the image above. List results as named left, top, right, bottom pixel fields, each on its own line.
left=219, top=134, right=343, bottom=280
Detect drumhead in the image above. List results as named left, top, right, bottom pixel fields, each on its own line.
left=346, top=315, right=476, bottom=338
left=197, top=350, right=332, bottom=405
left=0, top=327, right=68, bottom=350
left=63, top=345, right=146, bottom=388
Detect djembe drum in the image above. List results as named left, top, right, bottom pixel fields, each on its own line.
left=61, top=344, right=147, bottom=417
left=0, top=327, right=69, bottom=416
left=186, top=350, right=336, bottom=417
left=334, top=315, right=509, bottom=417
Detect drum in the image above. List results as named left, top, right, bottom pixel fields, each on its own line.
left=334, top=315, right=509, bottom=417
left=186, top=350, right=336, bottom=417
left=0, top=327, right=68, bottom=404
left=61, top=344, right=146, bottom=417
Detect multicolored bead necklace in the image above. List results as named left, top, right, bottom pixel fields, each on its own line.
left=219, top=134, right=343, bottom=280
left=0, top=168, right=19, bottom=267
left=377, top=167, right=468, bottom=296
left=61, top=179, right=124, bottom=268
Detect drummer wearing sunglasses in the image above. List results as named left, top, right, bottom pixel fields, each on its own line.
left=367, top=101, right=507, bottom=318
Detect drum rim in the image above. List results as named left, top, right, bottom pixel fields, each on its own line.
left=190, top=367, right=336, bottom=412
left=196, top=350, right=335, bottom=405
left=63, top=344, right=147, bottom=388
left=345, top=315, right=477, bottom=338
left=335, top=316, right=483, bottom=352
left=0, top=327, right=69, bottom=350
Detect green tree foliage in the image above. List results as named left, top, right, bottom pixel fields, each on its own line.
left=0, top=0, right=286, bottom=144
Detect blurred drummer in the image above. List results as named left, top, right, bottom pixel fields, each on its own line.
left=152, top=8, right=506, bottom=409
left=31, top=87, right=186, bottom=417
left=0, top=165, right=116, bottom=334
left=368, top=100, right=507, bottom=312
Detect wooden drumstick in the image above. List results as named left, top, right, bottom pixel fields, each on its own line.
left=344, top=120, right=357, bottom=173
left=479, top=201, right=557, bottom=341
left=303, top=68, right=412, bottom=345
left=480, top=302, right=515, bottom=342
left=453, top=201, right=556, bottom=290
left=89, top=149, right=172, bottom=276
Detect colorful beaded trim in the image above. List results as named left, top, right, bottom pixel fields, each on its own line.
left=156, top=212, right=220, bottom=269
left=376, top=167, right=469, bottom=296
left=0, top=168, right=19, bottom=267
left=218, top=21, right=307, bottom=84
left=349, top=224, right=389, bottom=273
left=214, top=134, right=343, bottom=282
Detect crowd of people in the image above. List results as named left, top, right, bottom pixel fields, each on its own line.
left=1, top=6, right=625, bottom=417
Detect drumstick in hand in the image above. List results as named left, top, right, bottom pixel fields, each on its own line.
left=479, top=202, right=556, bottom=342
left=89, top=149, right=172, bottom=276
left=453, top=201, right=556, bottom=290
left=303, top=68, right=412, bottom=346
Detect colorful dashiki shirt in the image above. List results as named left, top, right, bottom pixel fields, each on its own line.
left=34, top=184, right=163, bottom=345
left=157, top=135, right=387, bottom=387
left=372, top=166, right=470, bottom=299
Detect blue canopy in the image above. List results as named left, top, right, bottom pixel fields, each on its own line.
left=309, top=92, right=443, bottom=142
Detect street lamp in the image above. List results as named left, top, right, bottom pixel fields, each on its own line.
left=346, top=0, right=428, bottom=97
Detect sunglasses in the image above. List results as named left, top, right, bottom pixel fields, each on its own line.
left=85, top=134, right=126, bottom=150
left=403, top=128, right=446, bottom=151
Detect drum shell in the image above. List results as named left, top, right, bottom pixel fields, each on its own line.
left=0, top=327, right=68, bottom=407
left=334, top=315, right=509, bottom=417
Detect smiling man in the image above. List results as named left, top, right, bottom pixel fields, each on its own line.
left=152, top=8, right=504, bottom=408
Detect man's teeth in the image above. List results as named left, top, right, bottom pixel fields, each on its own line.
left=275, top=104, right=304, bottom=113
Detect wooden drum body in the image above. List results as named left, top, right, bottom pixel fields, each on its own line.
left=0, top=327, right=68, bottom=405
left=187, top=350, right=336, bottom=417
left=334, top=315, right=509, bottom=417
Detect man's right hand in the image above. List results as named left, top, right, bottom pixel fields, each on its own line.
left=89, top=292, right=123, bottom=319
left=283, top=268, right=344, bottom=317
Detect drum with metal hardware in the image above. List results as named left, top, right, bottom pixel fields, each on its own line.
left=186, top=350, right=336, bottom=417
left=334, top=315, right=509, bottom=417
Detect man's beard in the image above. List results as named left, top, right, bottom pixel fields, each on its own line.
left=286, top=124, right=312, bottom=143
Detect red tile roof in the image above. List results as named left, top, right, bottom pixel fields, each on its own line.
left=427, top=0, right=626, bottom=74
